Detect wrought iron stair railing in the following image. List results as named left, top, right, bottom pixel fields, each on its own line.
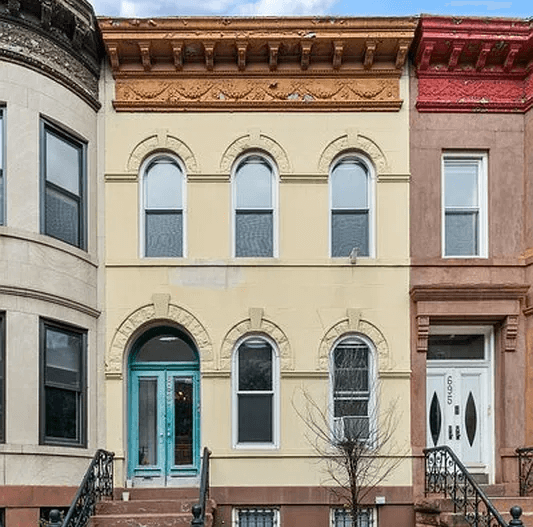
left=49, top=449, right=114, bottom=527
left=192, top=447, right=212, bottom=527
left=516, top=446, right=533, bottom=497
left=424, top=445, right=507, bottom=527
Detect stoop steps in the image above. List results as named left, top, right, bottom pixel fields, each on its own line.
left=89, top=488, right=215, bottom=527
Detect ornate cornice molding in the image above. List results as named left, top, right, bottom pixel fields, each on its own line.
left=413, top=16, right=533, bottom=113
left=0, top=0, right=104, bottom=109
left=410, top=284, right=530, bottom=302
left=99, top=17, right=417, bottom=112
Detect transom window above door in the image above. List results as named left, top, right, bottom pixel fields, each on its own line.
left=142, top=155, right=185, bottom=258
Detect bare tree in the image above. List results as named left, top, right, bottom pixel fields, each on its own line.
left=295, top=339, right=407, bottom=526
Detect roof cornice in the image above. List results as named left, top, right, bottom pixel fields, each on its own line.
left=98, top=16, right=417, bottom=112
left=413, top=16, right=533, bottom=113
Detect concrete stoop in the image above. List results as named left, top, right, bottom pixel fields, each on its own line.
left=89, top=488, right=216, bottom=527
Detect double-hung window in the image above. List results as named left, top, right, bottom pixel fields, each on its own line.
left=41, top=121, right=86, bottom=249
left=143, top=156, right=185, bottom=257
left=442, top=153, right=487, bottom=257
left=234, top=155, right=276, bottom=257
left=330, top=157, right=372, bottom=258
left=332, top=337, right=372, bottom=443
left=40, top=320, right=86, bottom=447
left=332, top=507, right=375, bottom=527
left=0, top=108, right=4, bottom=225
left=234, top=337, right=278, bottom=446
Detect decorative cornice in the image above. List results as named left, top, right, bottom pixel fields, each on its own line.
left=410, top=284, right=530, bottom=302
left=0, top=0, right=104, bottom=109
left=413, top=16, right=533, bottom=113
left=99, top=17, right=417, bottom=112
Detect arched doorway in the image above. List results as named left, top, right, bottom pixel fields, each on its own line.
left=128, top=326, right=200, bottom=485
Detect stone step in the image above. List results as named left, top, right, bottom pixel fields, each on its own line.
left=96, top=499, right=194, bottom=515
left=113, top=487, right=200, bottom=501
left=489, top=496, right=533, bottom=511
left=90, top=512, right=193, bottom=527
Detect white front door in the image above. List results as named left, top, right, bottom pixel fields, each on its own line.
left=426, top=328, right=493, bottom=481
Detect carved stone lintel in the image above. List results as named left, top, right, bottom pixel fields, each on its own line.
left=448, top=41, right=465, bottom=71
left=301, top=41, right=312, bottom=70
left=347, top=309, right=362, bottom=331
left=8, top=0, right=21, bottom=16
left=41, top=0, right=54, bottom=30
left=152, top=293, right=170, bottom=318
left=204, top=41, right=215, bottom=71
left=503, top=315, right=519, bottom=352
left=171, top=40, right=183, bottom=71
left=236, top=41, right=248, bottom=71
left=249, top=308, right=264, bottom=330
left=417, top=315, right=430, bottom=353
left=419, top=42, right=435, bottom=71
left=269, top=41, right=280, bottom=71
left=333, top=41, right=343, bottom=70
left=395, top=40, right=409, bottom=69
left=364, top=40, right=377, bottom=70
left=504, top=44, right=521, bottom=72
left=476, top=42, right=493, bottom=71
left=139, top=42, right=151, bottom=71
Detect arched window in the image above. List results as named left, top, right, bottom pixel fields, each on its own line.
left=233, top=154, right=276, bottom=257
left=330, top=156, right=373, bottom=258
left=233, top=336, right=278, bottom=447
left=331, top=336, right=374, bottom=442
left=142, top=155, right=185, bottom=257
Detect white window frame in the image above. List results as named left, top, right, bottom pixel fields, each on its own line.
left=331, top=507, right=376, bottom=527
left=441, top=152, right=488, bottom=258
left=233, top=507, right=280, bottom=527
left=330, top=334, right=377, bottom=445
left=139, top=153, right=187, bottom=258
left=231, top=152, right=278, bottom=258
left=329, top=153, right=375, bottom=259
left=232, top=334, right=280, bottom=449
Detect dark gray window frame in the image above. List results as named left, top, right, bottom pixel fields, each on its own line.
left=39, top=318, right=87, bottom=448
left=40, top=119, right=87, bottom=250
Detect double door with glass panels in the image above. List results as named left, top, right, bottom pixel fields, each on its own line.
left=129, top=368, right=199, bottom=484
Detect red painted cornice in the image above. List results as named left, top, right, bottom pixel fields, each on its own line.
left=413, top=16, right=533, bottom=112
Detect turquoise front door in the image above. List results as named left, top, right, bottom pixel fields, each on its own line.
left=128, top=327, right=200, bottom=485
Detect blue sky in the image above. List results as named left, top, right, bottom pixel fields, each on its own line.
left=88, top=0, right=531, bottom=18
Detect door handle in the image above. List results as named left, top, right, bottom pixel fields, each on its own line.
left=456, top=426, right=461, bottom=440
left=449, top=425, right=453, bottom=440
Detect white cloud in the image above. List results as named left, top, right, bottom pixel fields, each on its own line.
left=445, top=1, right=512, bottom=10
left=238, top=0, right=337, bottom=15
left=88, top=0, right=338, bottom=16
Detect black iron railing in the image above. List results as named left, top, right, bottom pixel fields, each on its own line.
left=516, top=446, right=533, bottom=496
left=424, top=446, right=507, bottom=527
left=51, top=449, right=114, bottom=527
left=191, top=447, right=211, bottom=527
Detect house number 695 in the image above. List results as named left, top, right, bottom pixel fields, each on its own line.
left=447, top=375, right=453, bottom=405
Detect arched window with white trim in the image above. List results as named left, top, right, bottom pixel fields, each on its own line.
left=233, top=154, right=276, bottom=257
left=233, top=336, right=279, bottom=447
left=330, top=155, right=374, bottom=258
left=142, top=155, right=185, bottom=257
left=331, top=336, right=375, bottom=443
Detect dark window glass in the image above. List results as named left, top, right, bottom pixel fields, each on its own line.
left=0, top=315, right=4, bottom=443
left=445, top=211, right=478, bottom=256
left=334, top=507, right=374, bottom=527
left=235, top=157, right=274, bottom=257
left=41, top=321, right=85, bottom=446
left=427, top=334, right=485, bottom=361
left=133, top=329, right=197, bottom=363
left=144, top=158, right=183, bottom=257
left=0, top=109, right=4, bottom=225
left=238, top=509, right=277, bottom=527
left=42, top=123, right=85, bottom=249
left=333, top=339, right=371, bottom=441
left=331, top=159, right=370, bottom=257
left=237, top=339, right=275, bottom=444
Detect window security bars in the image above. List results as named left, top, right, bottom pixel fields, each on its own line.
left=332, top=507, right=374, bottom=527
left=236, top=508, right=278, bottom=527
